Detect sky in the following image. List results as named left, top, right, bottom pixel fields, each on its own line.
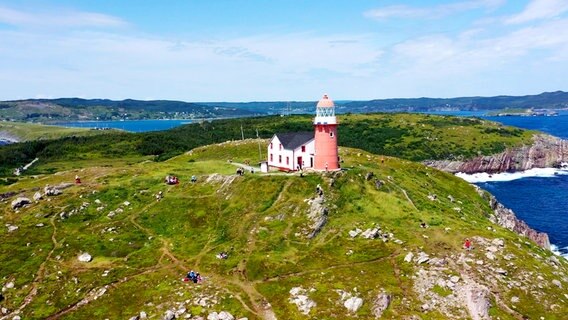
left=0, top=0, right=567, bottom=101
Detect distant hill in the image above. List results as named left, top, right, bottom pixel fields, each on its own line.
left=0, top=98, right=262, bottom=122
left=341, top=91, right=568, bottom=112
left=1, top=91, right=567, bottom=123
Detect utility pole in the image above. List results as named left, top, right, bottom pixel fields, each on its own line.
left=256, top=128, right=262, bottom=161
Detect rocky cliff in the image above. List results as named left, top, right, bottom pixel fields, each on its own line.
left=475, top=186, right=550, bottom=249
left=425, top=134, right=568, bottom=173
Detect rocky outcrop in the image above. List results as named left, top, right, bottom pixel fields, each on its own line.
left=11, top=197, right=30, bottom=210
left=476, top=186, right=550, bottom=249
left=425, top=134, right=568, bottom=173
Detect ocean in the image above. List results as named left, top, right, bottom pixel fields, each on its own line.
left=55, top=119, right=194, bottom=132
left=49, top=111, right=568, bottom=257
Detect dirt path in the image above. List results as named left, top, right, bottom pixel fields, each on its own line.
left=1, top=215, right=59, bottom=320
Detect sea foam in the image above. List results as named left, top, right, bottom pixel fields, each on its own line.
left=455, top=167, right=568, bottom=183
left=550, top=244, right=568, bottom=260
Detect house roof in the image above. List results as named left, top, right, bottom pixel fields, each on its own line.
left=274, top=132, right=314, bottom=150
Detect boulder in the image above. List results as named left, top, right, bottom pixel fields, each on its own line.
left=139, top=311, right=148, bottom=319
left=207, top=312, right=219, bottom=320
left=404, top=252, right=414, bottom=263
left=491, top=238, right=504, bottom=247
left=372, top=292, right=391, bottom=318
left=552, top=279, right=562, bottom=288
left=11, top=197, right=31, bottom=210
left=33, top=192, right=43, bottom=201
left=365, top=172, right=374, bottom=181
left=349, top=228, right=362, bottom=238
left=7, top=225, right=18, bottom=233
left=416, top=252, right=430, bottom=264
left=511, top=296, right=520, bottom=303
left=4, top=282, right=14, bottom=289
left=218, top=311, right=234, bottom=320
left=361, top=228, right=380, bottom=239
left=164, top=310, right=176, bottom=320
left=344, top=296, right=363, bottom=313
left=44, top=186, right=62, bottom=196
left=78, top=253, right=92, bottom=262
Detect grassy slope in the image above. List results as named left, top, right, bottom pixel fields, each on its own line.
left=0, top=113, right=536, bottom=177
left=0, top=141, right=566, bottom=319
left=0, top=122, right=108, bottom=142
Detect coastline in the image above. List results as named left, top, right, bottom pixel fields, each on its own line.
left=459, top=170, right=567, bottom=259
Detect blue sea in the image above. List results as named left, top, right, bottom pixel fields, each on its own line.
left=55, top=119, right=194, bottom=132
left=55, top=111, right=568, bottom=257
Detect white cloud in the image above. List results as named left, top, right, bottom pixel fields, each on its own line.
left=506, top=0, right=568, bottom=24
left=0, top=5, right=126, bottom=28
left=365, top=0, right=505, bottom=20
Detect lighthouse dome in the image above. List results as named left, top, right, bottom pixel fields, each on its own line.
left=316, top=94, right=334, bottom=108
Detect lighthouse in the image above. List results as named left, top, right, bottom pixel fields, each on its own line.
left=313, top=94, right=339, bottom=171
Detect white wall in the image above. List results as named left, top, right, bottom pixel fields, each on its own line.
left=267, top=136, right=315, bottom=171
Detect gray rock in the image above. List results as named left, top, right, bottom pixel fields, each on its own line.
left=511, top=296, right=520, bottom=303
left=552, top=279, right=562, bottom=288
left=11, top=197, right=31, bottom=210
left=4, top=282, right=14, bottom=289
left=450, top=276, right=460, bottom=283
left=416, top=252, right=430, bottom=264
left=7, top=225, right=18, bottom=232
left=421, top=303, right=430, bottom=311
left=129, top=316, right=140, bottom=320
left=495, top=268, right=507, bottom=276
left=372, top=292, right=391, bottom=318
left=140, top=311, right=148, bottom=319
left=361, top=228, right=381, bottom=239
left=486, top=246, right=499, bottom=253
left=404, top=252, right=414, bottom=263
left=344, top=296, right=363, bottom=312
left=164, top=310, right=176, bottom=320
left=44, top=186, right=62, bottom=196
left=349, top=228, right=362, bottom=238
left=33, top=192, right=43, bottom=201
left=1, top=307, right=7, bottom=314
left=78, top=252, right=92, bottom=262
left=218, top=311, right=234, bottom=320
left=491, top=238, right=504, bottom=247
left=13, top=316, right=21, bottom=320
left=207, top=312, right=219, bottom=320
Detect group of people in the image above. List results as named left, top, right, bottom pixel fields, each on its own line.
left=185, top=270, right=202, bottom=283
left=165, top=175, right=180, bottom=185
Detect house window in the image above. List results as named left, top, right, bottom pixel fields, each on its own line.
left=279, top=155, right=282, bottom=163
left=279, top=144, right=282, bottom=150
left=286, top=157, right=289, bottom=165
left=270, top=143, right=273, bottom=149
left=270, top=154, right=273, bottom=162
left=301, top=146, right=306, bottom=152
left=330, top=131, right=334, bottom=138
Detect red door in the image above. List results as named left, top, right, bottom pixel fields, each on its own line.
left=297, top=156, right=302, bottom=170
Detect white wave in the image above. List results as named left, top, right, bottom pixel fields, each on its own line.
left=550, top=244, right=568, bottom=260
left=455, top=167, right=568, bottom=183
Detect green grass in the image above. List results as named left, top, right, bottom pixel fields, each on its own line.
left=0, top=140, right=565, bottom=319
left=0, top=121, right=109, bottom=142
left=0, top=113, right=537, bottom=177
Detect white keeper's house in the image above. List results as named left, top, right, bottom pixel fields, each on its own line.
left=267, top=132, right=315, bottom=171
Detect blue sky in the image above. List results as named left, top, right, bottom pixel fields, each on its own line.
left=0, top=0, right=567, bottom=101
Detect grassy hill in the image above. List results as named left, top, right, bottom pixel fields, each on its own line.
left=0, top=122, right=109, bottom=143
left=0, top=113, right=536, bottom=177
left=0, top=98, right=261, bottom=123
left=0, top=140, right=566, bottom=319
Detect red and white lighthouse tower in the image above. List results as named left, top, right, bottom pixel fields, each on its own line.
left=313, top=94, right=339, bottom=171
